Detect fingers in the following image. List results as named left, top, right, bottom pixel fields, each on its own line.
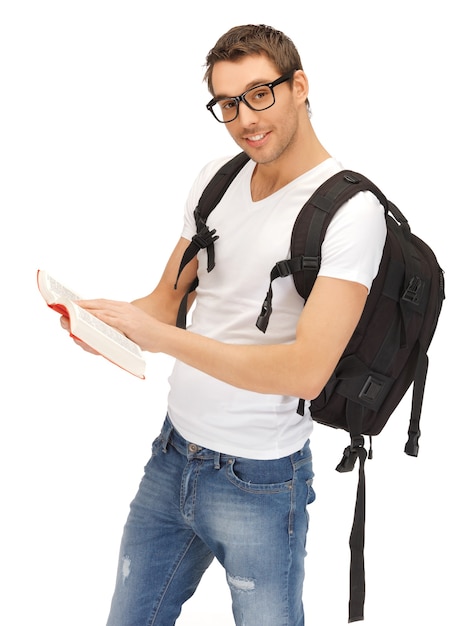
left=60, top=314, right=99, bottom=355
left=76, top=299, right=123, bottom=319
left=77, top=299, right=132, bottom=330
left=72, top=337, right=100, bottom=355
left=60, top=315, right=70, bottom=331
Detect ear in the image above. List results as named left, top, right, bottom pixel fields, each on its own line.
left=292, top=70, right=309, bottom=104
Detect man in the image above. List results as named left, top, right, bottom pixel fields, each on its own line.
left=68, top=24, right=386, bottom=626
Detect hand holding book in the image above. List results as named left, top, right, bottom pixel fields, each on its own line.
left=59, top=313, right=100, bottom=355
left=75, top=298, right=161, bottom=353
left=37, top=270, right=146, bottom=378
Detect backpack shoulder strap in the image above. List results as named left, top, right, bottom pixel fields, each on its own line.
left=175, top=152, right=250, bottom=327
left=256, top=170, right=389, bottom=332
left=292, top=170, right=388, bottom=299
left=197, top=151, right=250, bottom=220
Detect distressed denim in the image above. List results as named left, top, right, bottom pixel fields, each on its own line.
left=106, top=415, right=315, bottom=626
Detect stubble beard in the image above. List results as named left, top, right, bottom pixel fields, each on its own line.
left=239, top=111, right=299, bottom=166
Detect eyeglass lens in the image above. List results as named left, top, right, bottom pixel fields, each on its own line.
left=214, top=84, right=276, bottom=123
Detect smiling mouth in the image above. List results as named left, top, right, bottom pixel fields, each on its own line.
left=245, top=131, right=270, bottom=144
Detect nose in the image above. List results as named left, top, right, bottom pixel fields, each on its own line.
left=236, top=100, right=260, bottom=125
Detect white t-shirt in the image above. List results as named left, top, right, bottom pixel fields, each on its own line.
left=167, top=155, right=386, bottom=459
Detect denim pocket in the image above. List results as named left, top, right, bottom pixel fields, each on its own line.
left=225, top=456, right=294, bottom=494
left=306, top=477, right=316, bottom=505
left=142, top=435, right=164, bottom=472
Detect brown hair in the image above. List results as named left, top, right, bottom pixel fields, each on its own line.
left=204, top=24, right=304, bottom=95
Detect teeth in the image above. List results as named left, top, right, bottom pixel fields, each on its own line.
left=249, top=134, right=265, bottom=141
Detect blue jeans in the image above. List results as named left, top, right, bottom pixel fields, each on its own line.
left=106, top=415, right=315, bottom=626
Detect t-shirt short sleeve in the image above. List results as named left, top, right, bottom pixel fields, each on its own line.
left=318, top=190, right=386, bottom=291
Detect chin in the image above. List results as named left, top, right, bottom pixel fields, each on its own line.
left=250, top=149, right=285, bottom=165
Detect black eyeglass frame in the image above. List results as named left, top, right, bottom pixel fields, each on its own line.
left=206, top=69, right=298, bottom=123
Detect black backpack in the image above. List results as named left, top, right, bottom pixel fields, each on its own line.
left=175, top=151, right=445, bottom=622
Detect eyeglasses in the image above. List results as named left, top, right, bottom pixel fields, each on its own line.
left=206, top=69, right=298, bottom=124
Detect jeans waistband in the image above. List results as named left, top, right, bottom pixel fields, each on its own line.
left=161, top=415, right=224, bottom=468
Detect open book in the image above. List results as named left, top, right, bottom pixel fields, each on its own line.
left=37, top=270, right=146, bottom=379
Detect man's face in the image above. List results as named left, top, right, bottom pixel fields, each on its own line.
left=210, top=55, right=301, bottom=165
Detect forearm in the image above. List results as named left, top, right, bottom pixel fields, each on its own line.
left=131, top=292, right=184, bottom=326
left=153, top=322, right=329, bottom=400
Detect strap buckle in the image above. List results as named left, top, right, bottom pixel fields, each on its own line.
left=336, top=436, right=365, bottom=473
left=402, top=276, right=424, bottom=305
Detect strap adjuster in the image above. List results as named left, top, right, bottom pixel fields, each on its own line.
left=301, top=256, right=319, bottom=271
left=256, top=297, right=272, bottom=333
left=275, top=260, right=292, bottom=278
left=192, top=226, right=219, bottom=251
left=404, top=429, right=421, bottom=457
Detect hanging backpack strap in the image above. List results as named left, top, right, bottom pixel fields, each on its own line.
left=175, top=152, right=250, bottom=328
left=404, top=344, right=428, bottom=456
left=338, top=439, right=368, bottom=623
left=336, top=403, right=370, bottom=623
left=384, top=205, right=433, bottom=457
left=256, top=170, right=389, bottom=332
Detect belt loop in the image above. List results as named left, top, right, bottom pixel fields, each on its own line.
left=214, top=451, right=221, bottom=469
left=161, top=415, right=173, bottom=453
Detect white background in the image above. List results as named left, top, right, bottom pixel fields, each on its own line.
left=1, top=1, right=467, bottom=625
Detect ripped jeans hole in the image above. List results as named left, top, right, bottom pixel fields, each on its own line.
left=121, top=555, right=131, bottom=582
left=227, top=573, right=256, bottom=592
